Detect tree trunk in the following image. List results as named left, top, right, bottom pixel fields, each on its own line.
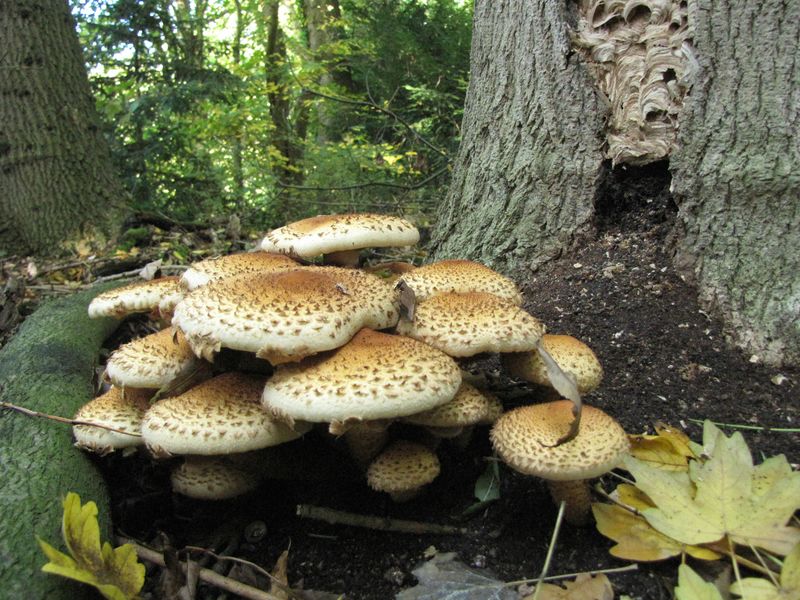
left=670, top=1, right=800, bottom=366
left=0, top=0, right=127, bottom=256
left=431, top=0, right=800, bottom=366
left=428, top=0, right=606, bottom=273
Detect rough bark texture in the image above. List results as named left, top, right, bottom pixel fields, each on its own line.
left=0, top=285, right=119, bottom=598
left=428, top=0, right=606, bottom=273
left=670, top=1, right=800, bottom=366
left=0, top=0, right=126, bottom=255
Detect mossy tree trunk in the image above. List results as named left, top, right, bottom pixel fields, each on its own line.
left=0, top=0, right=127, bottom=256
left=0, top=285, right=120, bottom=598
left=430, top=0, right=800, bottom=366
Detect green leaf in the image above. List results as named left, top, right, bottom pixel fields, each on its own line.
left=675, top=564, right=724, bottom=600
left=38, top=492, right=145, bottom=600
left=474, top=460, right=501, bottom=503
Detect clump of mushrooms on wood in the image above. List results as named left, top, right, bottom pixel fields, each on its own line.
left=80, top=212, right=629, bottom=519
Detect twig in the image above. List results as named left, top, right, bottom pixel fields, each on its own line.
left=123, top=540, right=282, bottom=600
left=93, top=264, right=187, bottom=284
left=532, top=501, right=566, bottom=600
left=687, top=418, right=800, bottom=433
left=503, top=563, right=638, bottom=587
left=0, top=401, right=142, bottom=437
left=296, top=504, right=466, bottom=535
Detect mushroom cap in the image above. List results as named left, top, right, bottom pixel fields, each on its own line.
left=262, top=328, right=462, bottom=425
left=73, top=387, right=151, bottom=455
left=171, top=267, right=398, bottom=363
left=88, top=276, right=182, bottom=319
left=180, top=251, right=300, bottom=291
left=105, top=328, right=201, bottom=389
left=402, top=382, right=503, bottom=428
left=399, top=260, right=523, bottom=304
left=366, top=440, right=440, bottom=496
left=260, top=213, right=419, bottom=259
left=141, top=372, right=310, bottom=457
left=490, top=401, right=629, bottom=481
left=395, top=292, right=544, bottom=357
left=171, top=456, right=261, bottom=500
left=503, top=334, right=604, bottom=394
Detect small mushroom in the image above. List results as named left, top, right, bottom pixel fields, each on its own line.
left=367, top=440, right=440, bottom=502
left=73, top=387, right=152, bottom=455
left=180, top=251, right=299, bottom=291
left=88, top=276, right=182, bottom=319
left=398, top=259, right=523, bottom=304
left=171, top=456, right=261, bottom=500
left=490, top=401, right=629, bottom=525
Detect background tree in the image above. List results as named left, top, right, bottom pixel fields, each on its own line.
left=0, top=0, right=127, bottom=256
left=430, top=0, right=800, bottom=366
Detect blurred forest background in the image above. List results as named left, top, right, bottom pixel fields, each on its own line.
left=73, top=0, right=471, bottom=234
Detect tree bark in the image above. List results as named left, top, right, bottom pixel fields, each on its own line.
left=0, top=284, right=120, bottom=598
left=428, top=0, right=606, bottom=273
left=670, top=1, right=800, bottom=366
left=0, top=0, right=127, bottom=256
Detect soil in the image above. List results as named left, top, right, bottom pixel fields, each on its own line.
left=15, top=165, right=800, bottom=599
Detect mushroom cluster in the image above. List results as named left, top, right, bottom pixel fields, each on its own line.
left=78, top=211, right=628, bottom=518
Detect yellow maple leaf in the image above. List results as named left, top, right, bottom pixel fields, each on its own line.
left=629, top=423, right=695, bottom=471
left=730, top=542, right=800, bottom=599
left=626, top=421, right=800, bottom=555
left=37, top=492, right=145, bottom=600
left=528, top=573, right=614, bottom=600
left=675, top=564, right=725, bottom=600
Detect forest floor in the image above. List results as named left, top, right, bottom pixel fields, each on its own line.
left=1, top=181, right=798, bottom=599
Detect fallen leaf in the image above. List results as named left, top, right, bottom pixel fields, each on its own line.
left=395, top=552, right=517, bottom=599
left=528, top=573, right=614, bottom=600
left=674, top=564, right=724, bottom=600
left=629, top=424, right=695, bottom=471
left=38, top=492, right=145, bottom=600
left=625, top=422, right=800, bottom=555
left=270, top=549, right=290, bottom=600
left=730, top=542, right=800, bottom=599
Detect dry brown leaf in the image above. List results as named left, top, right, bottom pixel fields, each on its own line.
left=270, top=549, right=290, bottom=600
left=526, top=573, right=614, bottom=600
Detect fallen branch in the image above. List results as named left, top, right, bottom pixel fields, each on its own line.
left=296, top=504, right=467, bottom=535
left=0, top=400, right=142, bottom=437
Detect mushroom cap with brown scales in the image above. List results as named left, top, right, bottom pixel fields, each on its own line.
left=73, top=387, right=153, bottom=455
left=262, top=328, right=462, bottom=426
left=366, top=440, right=441, bottom=502
left=260, top=213, right=420, bottom=261
left=503, top=334, right=604, bottom=395
left=398, top=259, right=523, bottom=304
left=105, top=328, right=201, bottom=389
left=402, top=382, right=503, bottom=428
left=171, top=267, right=398, bottom=363
left=490, top=401, right=629, bottom=482
left=395, top=292, right=545, bottom=357
left=88, top=276, right=182, bottom=319
left=141, top=372, right=310, bottom=457
left=170, top=456, right=262, bottom=500
left=180, top=251, right=300, bottom=291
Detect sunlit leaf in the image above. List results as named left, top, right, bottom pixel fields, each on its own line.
left=730, top=542, right=800, bottom=599
left=675, top=564, right=724, bottom=600
left=529, top=573, right=614, bottom=600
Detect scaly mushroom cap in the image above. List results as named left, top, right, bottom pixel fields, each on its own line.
left=73, top=387, right=151, bottom=455
left=88, top=276, right=182, bottom=319
left=490, top=401, right=629, bottom=481
left=171, top=456, right=261, bottom=500
left=171, top=268, right=398, bottom=363
left=180, top=251, right=300, bottom=291
left=141, top=372, right=309, bottom=457
left=503, top=334, right=604, bottom=394
left=105, top=328, right=201, bottom=389
left=366, top=440, right=440, bottom=500
left=262, top=328, right=462, bottom=426
left=260, top=213, right=419, bottom=259
left=396, top=292, right=544, bottom=357
left=399, top=260, right=523, bottom=304
left=403, top=382, right=503, bottom=428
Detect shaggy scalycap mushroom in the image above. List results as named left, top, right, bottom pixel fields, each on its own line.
left=171, top=456, right=261, bottom=500
left=141, top=372, right=309, bottom=457
left=366, top=440, right=441, bottom=502
left=180, top=251, right=299, bottom=291
left=262, top=328, right=462, bottom=427
left=105, top=328, right=201, bottom=389
left=399, top=260, right=523, bottom=304
left=403, top=382, right=503, bottom=428
left=396, top=292, right=544, bottom=357
left=172, top=268, right=398, bottom=363
left=491, top=401, right=629, bottom=525
left=88, top=276, right=182, bottom=319
left=73, top=387, right=151, bottom=455
left=260, top=213, right=419, bottom=266
left=503, top=334, right=604, bottom=395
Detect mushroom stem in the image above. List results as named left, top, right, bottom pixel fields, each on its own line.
left=323, top=249, right=361, bottom=267
left=546, top=479, right=593, bottom=526
left=343, top=421, right=390, bottom=469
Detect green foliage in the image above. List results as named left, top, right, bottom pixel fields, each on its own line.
left=71, top=0, right=472, bottom=230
